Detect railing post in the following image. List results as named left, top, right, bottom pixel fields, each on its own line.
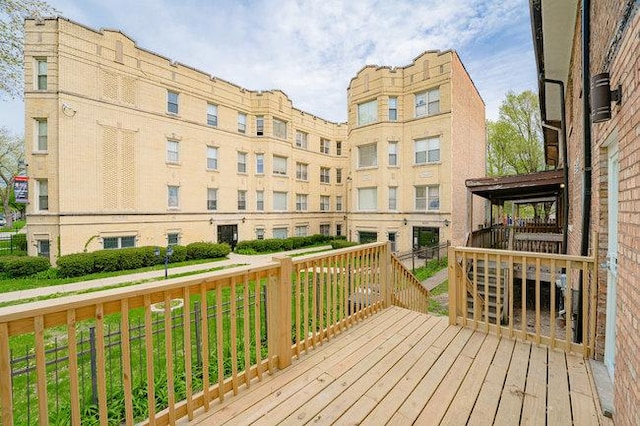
left=448, top=246, right=457, bottom=325
left=381, top=242, right=391, bottom=308
left=270, top=256, right=293, bottom=369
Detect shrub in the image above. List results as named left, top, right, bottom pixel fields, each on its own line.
left=11, top=233, right=27, bottom=251
left=185, top=242, right=230, bottom=260
left=0, top=256, right=51, bottom=278
left=330, top=240, right=360, bottom=249
left=57, top=253, right=95, bottom=278
left=235, top=234, right=335, bottom=254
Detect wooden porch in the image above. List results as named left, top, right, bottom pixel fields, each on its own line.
left=181, top=307, right=607, bottom=426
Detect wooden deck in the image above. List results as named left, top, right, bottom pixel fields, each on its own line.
left=180, top=307, right=608, bottom=425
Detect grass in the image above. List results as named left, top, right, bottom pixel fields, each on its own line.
left=412, top=257, right=448, bottom=281
left=428, top=280, right=449, bottom=316
left=0, top=219, right=25, bottom=232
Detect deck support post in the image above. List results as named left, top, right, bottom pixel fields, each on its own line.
left=448, top=246, right=457, bottom=325
left=270, top=256, right=293, bottom=369
left=380, top=242, right=392, bottom=308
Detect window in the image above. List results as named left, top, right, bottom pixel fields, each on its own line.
left=320, top=167, right=330, bottom=184
left=336, top=141, right=342, bottom=156
left=37, top=179, right=48, bottom=210
left=296, top=131, right=308, bottom=149
left=207, top=146, right=218, bottom=170
left=320, top=138, right=330, bottom=154
left=336, top=223, right=342, bottom=236
left=238, top=113, right=247, bottom=133
left=237, top=190, right=247, bottom=210
left=273, top=191, right=287, bottom=211
left=35, top=118, right=47, bottom=151
left=415, top=137, right=440, bottom=164
left=167, top=233, right=179, bottom=246
left=256, top=116, right=264, bottom=136
left=237, top=152, right=247, bottom=173
left=273, top=228, right=288, bottom=239
left=256, top=190, right=264, bottom=211
left=36, top=58, right=47, bottom=90
left=256, top=153, right=264, bottom=174
left=207, top=188, right=217, bottom=210
left=37, top=240, right=50, bottom=257
left=358, top=143, right=377, bottom=168
left=320, top=196, right=330, bottom=211
left=103, top=236, right=136, bottom=250
left=415, top=185, right=440, bottom=211
left=415, top=88, right=440, bottom=117
left=167, top=90, right=179, bottom=114
left=336, top=168, right=342, bottom=184
left=256, top=228, right=265, bottom=240
left=273, top=118, right=287, bottom=139
left=357, top=99, right=377, bottom=125
left=273, top=155, right=287, bottom=176
left=389, top=187, right=397, bottom=210
left=296, top=162, right=308, bottom=181
left=296, top=194, right=308, bottom=211
left=168, top=185, right=179, bottom=208
left=320, top=224, right=331, bottom=236
left=207, top=104, right=218, bottom=126
left=295, top=225, right=308, bottom=237
left=389, top=232, right=397, bottom=252
left=389, top=97, right=398, bottom=121
left=358, top=187, right=377, bottom=211
left=388, top=142, right=398, bottom=166
left=336, top=196, right=343, bottom=211
left=167, top=140, right=179, bottom=163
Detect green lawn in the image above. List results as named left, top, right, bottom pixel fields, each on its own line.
left=0, top=219, right=25, bottom=232
left=428, top=280, right=449, bottom=316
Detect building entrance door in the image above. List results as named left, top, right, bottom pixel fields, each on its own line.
left=412, top=226, right=439, bottom=248
left=217, top=225, right=238, bottom=249
left=605, top=143, right=619, bottom=379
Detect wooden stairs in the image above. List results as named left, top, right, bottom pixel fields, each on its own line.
left=464, top=259, right=509, bottom=324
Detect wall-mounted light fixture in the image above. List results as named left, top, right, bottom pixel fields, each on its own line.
left=443, top=219, right=450, bottom=227
left=403, top=218, right=407, bottom=226
left=209, top=218, right=213, bottom=225
left=242, top=217, right=246, bottom=223
left=61, top=103, right=77, bottom=117
left=591, top=72, right=622, bottom=123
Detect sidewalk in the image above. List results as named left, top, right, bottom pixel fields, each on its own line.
left=421, top=268, right=449, bottom=291
left=0, top=246, right=332, bottom=304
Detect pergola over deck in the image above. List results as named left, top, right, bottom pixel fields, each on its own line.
left=465, top=169, right=566, bottom=253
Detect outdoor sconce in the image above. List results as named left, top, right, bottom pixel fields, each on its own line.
left=443, top=219, right=450, bottom=227
left=343, top=215, right=347, bottom=221
left=61, top=103, right=77, bottom=117
left=209, top=218, right=213, bottom=225
left=403, top=218, right=408, bottom=226
left=242, top=217, right=246, bottom=223
left=591, top=72, right=622, bottom=123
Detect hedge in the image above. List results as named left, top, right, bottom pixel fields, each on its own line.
left=186, top=242, right=231, bottom=260
left=11, top=233, right=28, bottom=251
left=330, top=240, right=360, bottom=249
left=0, top=256, right=50, bottom=278
left=235, top=234, right=335, bottom=254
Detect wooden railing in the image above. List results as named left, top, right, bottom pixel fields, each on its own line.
left=448, top=240, right=598, bottom=357
left=469, top=226, right=563, bottom=254
left=0, top=242, right=429, bottom=425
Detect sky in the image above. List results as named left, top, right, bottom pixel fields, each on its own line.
left=0, top=0, right=537, bottom=137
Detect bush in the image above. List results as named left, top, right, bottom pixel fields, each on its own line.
left=185, top=242, right=230, bottom=260
left=11, top=233, right=27, bottom=251
left=330, top=240, right=360, bottom=249
left=235, top=234, right=335, bottom=254
left=57, top=253, right=95, bottom=278
left=0, top=256, right=51, bottom=278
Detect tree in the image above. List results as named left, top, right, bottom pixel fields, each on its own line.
left=0, top=127, right=25, bottom=227
left=487, top=90, right=544, bottom=177
left=0, top=0, right=57, bottom=99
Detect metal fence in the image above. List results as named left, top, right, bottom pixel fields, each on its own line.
left=395, top=241, right=450, bottom=271
left=0, top=233, right=26, bottom=254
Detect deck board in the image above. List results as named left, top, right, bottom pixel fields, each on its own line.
left=185, top=306, right=605, bottom=425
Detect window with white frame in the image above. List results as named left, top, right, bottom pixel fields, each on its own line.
left=358, top=143, right=377, bottom=168
left=389, top=232, right=397, bottom=252
left=336, top=196, right=343, bottom=211
left=415, top=88, right=440, bottom=117
left=237, top=113, right=247, bottom=133
left=415, top=185, right=440, bottom=211
left=273, top=191, right=287, bottom=210
left=320, top=224, right=331, bottom=236
left=206, top=146, right=218, bottom=170
left=167, top=140, right=179, bottom=164
left=336, top=223, right=343, bottom=236
left=357, top=99, right=377, bottom=125
left=237, top=152, right=247, bottom=173
left=273, top=227, right=288, bottom=239
left=37, top=240, right=50, bottom=257
left=168, top=185, right=179, bottom=208
left=273, top=155, right=287, bottom=176
left=167, top=90, right=179, bottom=114
left=336, top=141, right=342, bottom=156
left=273, top=118, right=287, bottom=139
left=256, top=116, right=264, bottom=136
left=35, top=118, right=48, bottom=151
left=296, top=194, right=308, bottom=211
left=320, top=138, right=330, bottom=154
left=389, top=187, right=397, bottom=210
left=296, top=131, right=308, bottom=149
left=237, top=190, right=247, bottom=210
left=358, top=187, right=377, bottom=211
left=296, top=162, right=308, bottom=181
left=256, top=153, right=264, bottom=174
left=36, top=58, right=47, bottom=90
left=37, top=179, right=48, bottom=211
left=256, top=190, right=264, bottom=211
left=336, top=168, right=342, bottom=184
left=207, top=188, right=217, bottom=210
left=167, top=233, right=180, bottom=246
left=388, top=142, right=398, bottom=166
left=256, top=228, right=265, bottom=240
left=320, top=167, right=330, bottom=184
left=320, top=196, right=330, bottom=211
left=295, top=225, right=308, bottom=237
left=389, top=97, right=398, bottom=121
left=207, top=104, right=218, bottom=126
left=103, top=236, right=136, bottom=250
left=415, top=137, right=440, bottom=164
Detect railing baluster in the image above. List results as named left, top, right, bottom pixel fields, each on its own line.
left=230, top=277, right=239, bottom=395
left=34, top=315, right=49, bottom=425
left=582, top=260, right=589, bottom=357
left=254, top=271, right=263, bottom=380
left=144, top=294, right=156, bottom=425
left=66, top=310, right=81, bottom=425
left=183, top=287, right=194, bottom=420
left=94, top=304, right=108, bottom=426
left=120, top=300, right=134, bottom=426
left=496, top=253, right=502, bottom=336
left=484, top=252, right=489, bottom=333
left=243, top=273, right=251, bottom=388
left=312, top=259, right=318, bottom=347
left=295, top=265, right=301, bottom=358
left=521, top=255, right=527, bottom=337
left=0, top=323, right=11, bottom=426
left=535, top=257, right=541, bottom=345
left=163, top=293, right=176, bottom=425
left=550, top=259, right=557, bottom=349
left=565, top=260, right=573, bottom=353
left=215, top=283, right=225, bottom=399
left=319, top=257, right=324, bottom=345
left=199, top=284, right=210, bottom=410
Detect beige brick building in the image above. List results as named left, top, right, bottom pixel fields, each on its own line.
left=23, top=18, right=485, bottom=262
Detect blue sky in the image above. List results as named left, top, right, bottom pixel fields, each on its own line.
left=0, top=0, right=537, bottom=137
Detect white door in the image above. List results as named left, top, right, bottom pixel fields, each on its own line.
left=604, top=144, right=619, bottom=379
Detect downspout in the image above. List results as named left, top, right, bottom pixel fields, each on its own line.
left=543, top=78, right=569, bottom=254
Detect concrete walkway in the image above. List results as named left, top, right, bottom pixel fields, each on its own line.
left=421, top=268, right=449, bottom=291
left=0, top=246, right=332, bottom=304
